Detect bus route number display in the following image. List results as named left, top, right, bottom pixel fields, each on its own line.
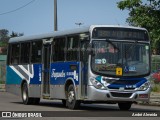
left=92, top=27, right=148, bottom=41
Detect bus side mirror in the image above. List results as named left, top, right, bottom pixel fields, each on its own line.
left=88, top=43, right=95, bottom=56
left=91, top=49, right=95, bottom=56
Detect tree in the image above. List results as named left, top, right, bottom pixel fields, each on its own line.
left=117, top=0, right=160, bottom=54
left=0, top=29, right=24, bottom=55
left=10, top=31, right=24, bottom=38
left=0, top=29, right=9, bottom=52
left=0, top=29, right=9, bottom=42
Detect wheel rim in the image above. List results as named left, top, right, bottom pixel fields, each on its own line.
left=68, top=91, right=74, bottom=103
left=23, top=87, right=27, bottom=101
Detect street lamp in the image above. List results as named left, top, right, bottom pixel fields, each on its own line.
left=75, top=23, right=84, bottom=27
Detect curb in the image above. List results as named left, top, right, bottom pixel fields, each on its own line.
left=138, top=102, right=160, bottom=107
left=138, top=92, right=160, bottom=106
left=0, top=84, right=6, bottom=92
left=149, top=92, right=160, bottom=106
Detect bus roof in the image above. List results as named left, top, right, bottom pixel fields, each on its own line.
left=9, top=25, right=147, bottom=43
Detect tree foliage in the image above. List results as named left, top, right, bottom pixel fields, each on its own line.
left=0, top=29, right=24, bottom=54
left=10, top=31, right=24, bottom=38
left=117, top=0, right=160, bottom=54
left=0, top=29, right=9, bottom=42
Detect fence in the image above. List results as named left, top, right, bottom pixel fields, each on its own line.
left=0, top=61, right=6, bottom=84
left=152, top=55, right=160, bottom=72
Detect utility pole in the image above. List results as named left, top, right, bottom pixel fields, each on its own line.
left=54, top=0, right=58, bottom=31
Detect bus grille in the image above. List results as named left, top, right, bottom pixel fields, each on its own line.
left=107, top=79, right=140, bottom=90
left=108, top=87, right=135, bottom=90
left=111, top=80, right=140, bottom=85
left=111, top=92, right=132, bottom=98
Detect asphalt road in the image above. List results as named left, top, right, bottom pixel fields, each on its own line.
left=0, top=92, right=160, bottom=120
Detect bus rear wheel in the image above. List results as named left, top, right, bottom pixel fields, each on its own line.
left=22, top=82, right=40, bottom=105
left=22, top=82, right=32, bottom=105
left=66, top=84, right=80, bottom=109
left=32, top=98, right=40, bottom=105
left=118, top=102, right=132, bottom=110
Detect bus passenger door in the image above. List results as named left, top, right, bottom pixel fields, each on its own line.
left=81, top=41, right=89, bottom=97
left=42, top=39, right=53, bottom=97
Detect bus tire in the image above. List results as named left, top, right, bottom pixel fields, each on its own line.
left=66, top=84, right=80, bottom=109
left=62, top=99, right=66, bottom=107
left=21, top=82, right=33, bottom=105
left=32, top=98, right=40, bottom=105
left=118, top=102, right=132, bottom=110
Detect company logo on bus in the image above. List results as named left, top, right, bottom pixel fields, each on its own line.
left=51, top=69, right=78, bottom=81
left=51, top=69, right=66, bottom=80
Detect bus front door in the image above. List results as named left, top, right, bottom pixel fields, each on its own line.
left=42, top=39, right=52, bottom=98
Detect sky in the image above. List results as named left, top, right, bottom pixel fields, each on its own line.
left=0, top=0, right=129, bottom=36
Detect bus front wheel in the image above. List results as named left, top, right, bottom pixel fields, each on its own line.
left=66, top=84, right=80, bottom=109
left=118, top=102, right=132, bottom=110
left=62, top=99, right=66, bottom=107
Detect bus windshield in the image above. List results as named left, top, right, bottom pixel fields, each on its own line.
left=91, top=40, right=150, bottom=77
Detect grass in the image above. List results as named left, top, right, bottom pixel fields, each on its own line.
left=151, top=84, right=160, bottom=92
left=0, top=81, right=5, bottom=84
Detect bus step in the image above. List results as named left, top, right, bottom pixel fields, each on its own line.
left=43, top=94, right=50, bottom=99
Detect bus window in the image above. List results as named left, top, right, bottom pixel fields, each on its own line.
left=31, top=41, right=42, bottom=63
left=66, top=35, right=79, bottom=61
left=53, top=37, right=66, bottom=61
left=11, top=43, right=20, bottom=64
left=80, top=41, right=89, bottom=62
left=20, top=42, right=30, bottom=64
left=7, top=44, right=11, bottom=65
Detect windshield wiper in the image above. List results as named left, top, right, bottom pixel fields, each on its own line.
left=126, top=40, right=138, bottom=53
left=106, top=39, right=119, bottom=52
left=125, top=40, right=138, bottom=59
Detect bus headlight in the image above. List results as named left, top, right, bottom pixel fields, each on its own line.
left=137, top=81, right=150, bottom=91
left=90, top=77, right=105, bottom=89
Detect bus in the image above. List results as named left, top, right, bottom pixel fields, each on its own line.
left=6, top=25, right=151, bottom=110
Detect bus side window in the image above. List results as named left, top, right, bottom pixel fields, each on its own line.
left=80, top=41, right=89, bottom=62
left=53, top=37, right=65, bottom=61
left=66, top=36, right=79, bottom=61
left=31, top=41, right=42, bottom=63
left=7, top=44, right=11, bottom=65
left=20, top=42, right=30, bottom=64
left=10, top=43, right=20, bottom=65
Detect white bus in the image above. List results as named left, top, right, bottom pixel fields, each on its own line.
left=6, top=25, right=151, bottom=110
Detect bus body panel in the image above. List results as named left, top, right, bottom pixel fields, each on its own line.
left=86, top=76, right=150, bottom=102
left=6, top=64, right=42, bottom=97
left=50, top=62, right=80, bottom=85
left=49, top=62, right=81, bottom=99
left=87, top=85, right=150, bottom=102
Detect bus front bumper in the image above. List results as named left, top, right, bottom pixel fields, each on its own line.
left=86, top=86, right=151, bottom=102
